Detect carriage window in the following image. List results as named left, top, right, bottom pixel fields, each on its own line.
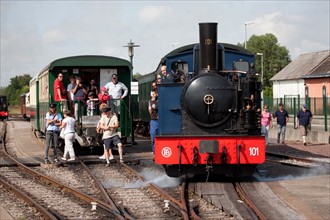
left=233, top=61, right=249, bottom=72
left=171, top=61, right=188, bottom=74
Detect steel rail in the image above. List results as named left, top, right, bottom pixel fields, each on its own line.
left=0, top=177, right=59, bottom=220
left=233, top=182, right=267, bottom=220
left=121, top=162, right=189, bottom=219
left=78, top=158, right=134, bottom=220
left=1, top=122, right=124, bottom=220
left=182, top=180, right=202, bottom=220
left=266, top=152, right=330, bottom=166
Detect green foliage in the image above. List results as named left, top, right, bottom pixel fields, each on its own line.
left=243, top=33, right=291, bottom=95
left=263, top=86, right=273, bottom=97
left=133, top=73, right=142, bottom=81
left=5, top=74, right=32, bottom=106
left=0, top=87, right=6, bottom=96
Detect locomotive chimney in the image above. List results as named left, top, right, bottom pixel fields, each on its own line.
left=199, top=22, right=218, bottom=74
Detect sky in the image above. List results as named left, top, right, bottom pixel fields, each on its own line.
left=1, top=0, right=329, bottom=87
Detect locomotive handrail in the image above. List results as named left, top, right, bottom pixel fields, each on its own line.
left=219, top=70, right=247, bottom=74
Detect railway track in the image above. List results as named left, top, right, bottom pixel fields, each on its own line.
left=0, top=121, right=124, bottom=219
left=266, top=152, right=330, bottom=168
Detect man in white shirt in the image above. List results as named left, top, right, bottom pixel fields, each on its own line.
left=104, top=74, right=128, bottom=115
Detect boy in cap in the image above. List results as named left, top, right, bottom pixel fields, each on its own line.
left=98, top=107, right=124, bottom=166
left=296, top=104, right=313, bottom=146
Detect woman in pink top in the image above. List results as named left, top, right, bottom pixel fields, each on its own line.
left=261, top=105, right=273, bottom=145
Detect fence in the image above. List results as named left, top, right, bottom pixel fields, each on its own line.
left=264, top=96, right=329, bottom=132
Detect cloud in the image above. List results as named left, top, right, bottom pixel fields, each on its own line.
left=251, top=11, right=329, bottom=58
left=138, top=5, right=172, bottom=23
left=42, top=28, right=66, bottom=44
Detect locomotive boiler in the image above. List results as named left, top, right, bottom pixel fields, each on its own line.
left=154, top=23, right=265, bottom=177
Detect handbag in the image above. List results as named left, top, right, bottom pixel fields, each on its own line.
left=60, top=129, right=65, bottom=139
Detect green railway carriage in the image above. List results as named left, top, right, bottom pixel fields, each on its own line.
left=29, top=55, right=133, bottom=147
left=137, top=72, right=156, bottom=122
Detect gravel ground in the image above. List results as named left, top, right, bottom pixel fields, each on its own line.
left=266, top=139, right=330, bottom=158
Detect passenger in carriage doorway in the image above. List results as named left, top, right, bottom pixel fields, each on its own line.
left=273, top=103, right=289, bottom=144
left=54, top=73, right=67, bottom=101
left=104, top=74, right=128, bottom=115
left=87, top=92, right=98, bottom=116
left=67, top=76, right=76, bottom=101
left=72, top=77, right=88, bottom=119
left=88, top=79, right=99, bottom=98
left=98, top=86, right=110, bottom=105
left=54, top=73, right=67, bottom=110
left=67, top=75, right=76, bottom=111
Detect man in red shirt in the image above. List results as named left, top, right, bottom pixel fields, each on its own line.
left=54, top=73, right=67, bottom=101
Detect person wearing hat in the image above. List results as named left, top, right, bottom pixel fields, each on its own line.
left=44, top=103, right=63, bottom=164
left=98, top=86, right=110, bottom=105
left=104, top=74, right=128, bottom=115
left=98, top=107, right=124, bottom=166
left=296, top=104, right=313, bottom=146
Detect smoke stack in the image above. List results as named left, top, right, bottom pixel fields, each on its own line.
left=199, top=23, right=218, bottom=74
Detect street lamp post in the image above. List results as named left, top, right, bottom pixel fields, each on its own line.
left=257, top=53, right=264, bottom=103
left=123, top=39, right=140, bottom=145
left=244, top=21, right=254, bottom=49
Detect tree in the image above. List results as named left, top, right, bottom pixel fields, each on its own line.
left=243, top=33, right=291, bottom=97
left=5, top=74, right=32, bottom=106
left=133, top=73, right=142, bottom=81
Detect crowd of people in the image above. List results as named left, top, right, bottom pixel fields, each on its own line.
left=47, top=70, right=313, bottom=166
left=262, top=103, right=313, bottom=146
left=45, top=73, right=127, bottom=165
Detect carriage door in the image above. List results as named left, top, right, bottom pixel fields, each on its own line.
left=100, top=69, right=117, bottom=87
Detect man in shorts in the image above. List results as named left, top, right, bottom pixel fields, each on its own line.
left=98, top=107, right=124, bottom=166
left=296, top=104, right=313, bottom=146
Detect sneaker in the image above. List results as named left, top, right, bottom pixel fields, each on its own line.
left=277, top=139, right=280, bottom=144
left=61, top=157, right=67, bottom=161
left=54, top=159, right=59, bottom=163
left=105, top=163, right=110, bottom=167
left=45, top=159, right=51, bottom=164
left=304, top=142, right=307, bottom=146
left=119, top=158, right=124, bottom=163
left=68, top=157, right=75, bottom=161
left=109, top=155, right=114, bottom=160
left=99, top=155, right=105, bottom=159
